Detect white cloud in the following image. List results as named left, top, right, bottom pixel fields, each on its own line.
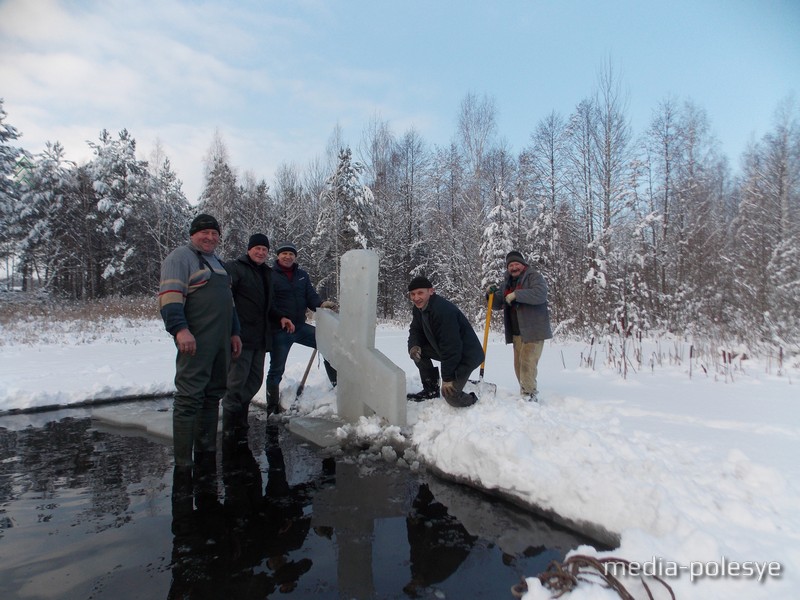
left=1, top=0, right=797, bottom=204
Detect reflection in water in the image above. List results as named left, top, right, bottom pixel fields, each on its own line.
left=0, top=405, right=605, bottom=599
left=259, top=424, right=335, bottom=591
left=404, top=483, right=477, bottom=596
left=169, top=424, right=333, bottom=598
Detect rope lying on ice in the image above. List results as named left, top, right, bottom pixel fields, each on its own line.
left=511, top=554, right=676, bottom=600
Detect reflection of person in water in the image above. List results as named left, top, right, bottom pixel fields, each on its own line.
left=260, top=423, right=331, bottom=592
left=169, top=455, right=229, bottom=599
left=169, top=425, right=335, bottom=597
left=170, top=442, right=277, bottom=599
left=404, top=483, right=477, bottom=597
left=220, top=438, right=278, bottom=597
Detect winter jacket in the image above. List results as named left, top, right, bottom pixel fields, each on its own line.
left=269, top=261, right=323, bottom=328
left=408, top=294, right=485, bottom=382
left=491, top=266, right=553, bottom=343
left=226, top=254, right=278, bottom=351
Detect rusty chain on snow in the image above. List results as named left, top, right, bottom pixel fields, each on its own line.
left=510, top=554, right=676, bottom=600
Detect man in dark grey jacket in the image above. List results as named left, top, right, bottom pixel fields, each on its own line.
left=489, top=251, right=553, bottom=401
left=222, top=233, right=289, bottom=439
left=406, top=276, right=484, bottom=408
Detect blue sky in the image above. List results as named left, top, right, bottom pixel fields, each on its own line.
left=1, top=0, right=798, bottom=202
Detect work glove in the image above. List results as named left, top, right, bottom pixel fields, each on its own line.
left=441, top=381, right=456, bottom=398
left=409, top=346, right=422, bottom=363
left=320, top=300, right=336, bottom=309
left=486, top=284, right=498, bottom=295
left=505, top=291, right=516, bottom=304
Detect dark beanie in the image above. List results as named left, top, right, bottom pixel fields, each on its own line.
left=275, top=241, right=297, bottom=255
left=408, top=276, right=433, bottom=291
left=190, top=213, right=220, bottom=236
left=505, top=251, right=528, bottom=267
left=248, top=233, right=270, bottom=250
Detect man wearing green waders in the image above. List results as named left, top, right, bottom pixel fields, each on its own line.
left=159, top=214, right=242, bottom=474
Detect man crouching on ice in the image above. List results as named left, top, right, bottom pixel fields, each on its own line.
left=406, top=276, right=484, bottom=407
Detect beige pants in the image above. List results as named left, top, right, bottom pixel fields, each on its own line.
left=512, top=336, right=544, bottom=395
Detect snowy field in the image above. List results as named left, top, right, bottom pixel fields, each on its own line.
left=0, top=316, right=798, bottom=600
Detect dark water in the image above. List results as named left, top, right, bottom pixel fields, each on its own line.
left=0, top=403, right=601, bottom=599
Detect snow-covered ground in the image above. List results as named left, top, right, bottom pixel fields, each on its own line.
left=0, top=317, right=797, bottom=600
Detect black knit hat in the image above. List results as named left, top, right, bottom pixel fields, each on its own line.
left=505, top=251, right=528, bottom=267
left=248, top=233, right=270, bottom=250
left=189, top=213, right=220, bottom=236
left=408, top=276, right=433, bottom=291
left=275, top=241, right=297, bottom=255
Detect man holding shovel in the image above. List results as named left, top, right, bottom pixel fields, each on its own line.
left=406, top=276, right=484, bottom=407
left=488, top=251, right=552, bottom=402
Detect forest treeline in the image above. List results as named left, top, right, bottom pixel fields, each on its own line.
left=1, top=73, right=798, bottom=350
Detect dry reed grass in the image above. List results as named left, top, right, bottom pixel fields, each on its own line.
left=0, top=292, right=156, bottom=325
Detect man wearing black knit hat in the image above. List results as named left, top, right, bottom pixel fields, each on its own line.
left=487, top=250, right=552, bottom=402
left=221, top=233, right=290, bottom=440
left=406, top=276, right=484, bottom=407
left=158, top=213, right=242, bottom=472
left=266, top=240, right=337, bottom=413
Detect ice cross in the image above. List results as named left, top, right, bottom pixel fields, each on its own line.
left=316, top=249, right=406, bottom=427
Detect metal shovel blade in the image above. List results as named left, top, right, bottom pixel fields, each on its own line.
left=466, top=378, right=497, bottom=398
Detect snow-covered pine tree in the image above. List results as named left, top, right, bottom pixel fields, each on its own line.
left=15, top=142, right=75, bottom=292
left=141, top=151, right=191, bottom=291
left=480, top=187, right=514, bottom=291
left=198, top=155, right=239, bottom=257
left=87, top=129, right=150, bottom=295
left=271, top=163, right=309, bottom=252
left=0, top=99, right=26, bottom=289
left=225, top=172, right=272, bottom=257
left=310, top=147, right=374, bottom=301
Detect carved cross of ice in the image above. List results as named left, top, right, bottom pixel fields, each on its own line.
left=316, top=249, right=407, bottom=427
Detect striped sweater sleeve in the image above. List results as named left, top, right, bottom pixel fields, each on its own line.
left=158, top=245, right=212, bottom=336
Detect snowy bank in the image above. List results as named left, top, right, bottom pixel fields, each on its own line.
left=0, top=318, right=798, bottom=599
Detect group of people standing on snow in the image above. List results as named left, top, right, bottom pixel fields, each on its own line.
left=158, top=213, right=552, bottom=471
left=158, top=213, right=334, bottom=470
